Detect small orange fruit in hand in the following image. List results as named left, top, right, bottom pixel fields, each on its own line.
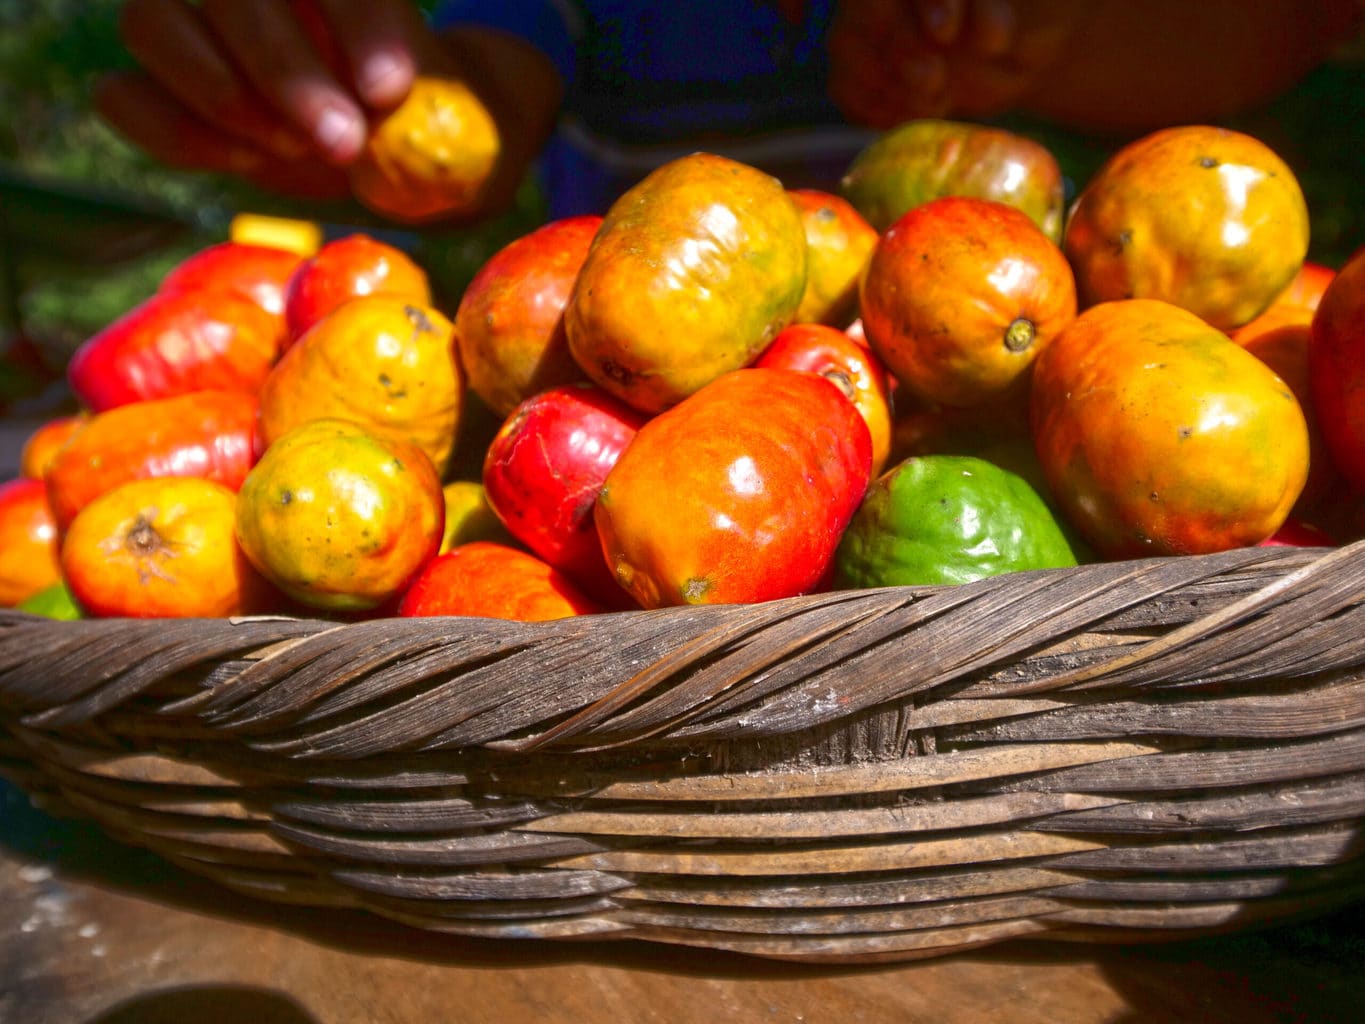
left=1031, top=299, right=1310, bottom=559
left=399, top=542, right=604, bottom=622
left=350, top=75, right=501, bottom=224
left=60, top=477, right=274, bottom=618
left=1064, top=125, right=1310, bottom=331
left=860, top=196, right=1076, bottom=408
left=235, top=419, right=444, bottom=612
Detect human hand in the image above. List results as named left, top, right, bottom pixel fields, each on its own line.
left=827, top=0, right=1088, bottom=129
left=96, top=0, right=441, bottom=198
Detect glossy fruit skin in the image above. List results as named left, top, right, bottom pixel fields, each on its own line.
left=1309, top=250, right=1365, bottom=492
left=1229, top=261, right=1335, bottom=346
left=259, top=297, right=463, bottom=475
left=440, top=481, right=513, bottom=554
left=482, top=384, right=646, bottom=605
left=860, top=197, right=1077, bottom=408
left=1239, top=321, right=1343, bottom=517
left=787, top=189, right=878, bottom=326
left=1063, top=126, right=1310, bottom=331
left=565, top=152, right=807, bottom=414
left=283, top=234, right=431, bottom=345
left=595, top=368, right=872, bottom=608
left=45, top=389, right=260, bottom=531
left=839, top=119, right=1065, bottom=241
left=1031, top=299, right=1310, bottom=558
left=235, top=419, right=444, bottom=611
left=835, top=454, right=1078, bottom=588
left=61, top=477, right=275, bottom=618
left=350, top=75, right=501, bottom=224
left=0, top=477, right=62, bottom=606
left=755, top=323, right=894, bottom=478
left=67, top=289, right=281, bottom=412
left=159, top=242, right=305, bottom=318
left=455, top=216, right=599, bottom=417
left=19, top=414, right=86, bottom=479
left=399, top=542, right=604, bottom=621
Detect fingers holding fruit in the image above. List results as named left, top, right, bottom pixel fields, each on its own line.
left=110, top=0, right=430, bottom=166
left=100, top=0, right=559, bottom=221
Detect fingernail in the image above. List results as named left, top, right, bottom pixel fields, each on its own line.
left=315, top=105, right=363, bottom=159
left=359, top=51, right=408, bottom=103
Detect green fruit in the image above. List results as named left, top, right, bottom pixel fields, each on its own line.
left=839, top=119, right=1065, bottom=241
left=17, top=580, right=82, bottom=620
left=835, top=454, right=1079, bottom=588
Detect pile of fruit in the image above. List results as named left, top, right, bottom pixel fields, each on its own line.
left=3, top=119, right=1362, bottom=623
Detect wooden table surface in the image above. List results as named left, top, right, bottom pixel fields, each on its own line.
left=2, top=781, right=1362, bottom=1024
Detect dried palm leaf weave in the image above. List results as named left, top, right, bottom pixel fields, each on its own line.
left=1, top=540, right=1362, bottom=962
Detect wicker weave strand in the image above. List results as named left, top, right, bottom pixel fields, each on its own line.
left=1, top=541, right=1362, bottom=962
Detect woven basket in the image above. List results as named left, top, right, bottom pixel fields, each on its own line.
left=2, top=540, right=1363, bottom=963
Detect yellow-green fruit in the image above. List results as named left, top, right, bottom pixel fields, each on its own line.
left=565, top=152, right=808, bottom=414
left=235, top=419, right=444, bottom=611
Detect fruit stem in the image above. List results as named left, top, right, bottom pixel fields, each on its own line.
left=1004, top=317, right=1036, bottom=353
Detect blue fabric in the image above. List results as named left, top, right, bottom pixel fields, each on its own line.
left=428, top=1, right=865, bottom=217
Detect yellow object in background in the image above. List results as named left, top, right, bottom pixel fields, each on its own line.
left=229, top=213, right=323, bottom=257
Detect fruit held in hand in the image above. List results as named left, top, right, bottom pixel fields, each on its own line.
left=350, top=75, right=501, bottom=224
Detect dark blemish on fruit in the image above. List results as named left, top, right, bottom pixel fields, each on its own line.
left=821, top=368, right=857, bottom=402
left=1199, top=156, right=1219, bottom=168
left=600, top=359, right=634, bottom=386
left=279, top=489, right=293, bottom=505
left=405, top=304, right=437, bottom=338
left=1178, top=426, right=1194, bottom=440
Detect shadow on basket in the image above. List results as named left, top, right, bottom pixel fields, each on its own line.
left=1, top=541, right=1363, bottom=965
